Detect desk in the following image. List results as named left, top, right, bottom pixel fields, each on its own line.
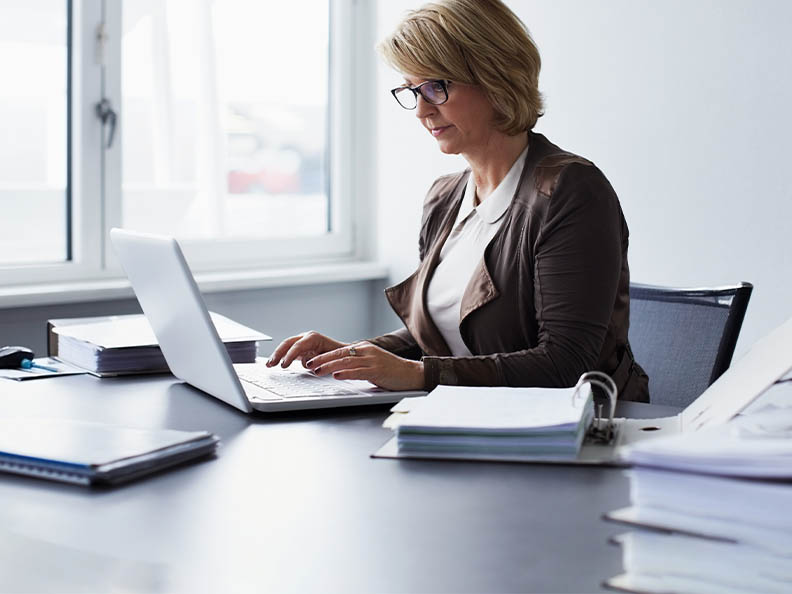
left=0, top=374, right=678, bottom=593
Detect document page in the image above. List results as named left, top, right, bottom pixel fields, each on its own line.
left=53, top=312, right=269, bottom=349
left=392, top=384, right=591, bottom=432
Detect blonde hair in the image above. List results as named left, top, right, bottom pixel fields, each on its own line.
left=378, top=0, right=544, bottom=134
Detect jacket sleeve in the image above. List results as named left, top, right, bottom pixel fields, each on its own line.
left=421, top=164, right=624, bottom=390
left=367, top=328, right=423, bottom=360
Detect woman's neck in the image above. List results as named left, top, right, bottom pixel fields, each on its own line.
left=464, top=132, right=529, bottom=205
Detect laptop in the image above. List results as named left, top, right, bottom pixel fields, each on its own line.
left=374, top=314, right=792, bottom=465
left=110, top=228, right=426, bottom=413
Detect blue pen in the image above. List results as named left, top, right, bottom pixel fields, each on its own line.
left=20, top=358, right=59, bottom=373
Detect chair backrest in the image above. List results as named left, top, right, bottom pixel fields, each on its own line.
left=628, top=282, right=753, bottom=407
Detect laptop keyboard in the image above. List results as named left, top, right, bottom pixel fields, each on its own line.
left=237, top=366, right=360, bottom=399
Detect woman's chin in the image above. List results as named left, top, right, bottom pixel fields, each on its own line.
left=435, top=140, right=460, bottom=155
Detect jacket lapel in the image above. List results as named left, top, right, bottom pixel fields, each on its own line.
left=458, top=141, right=542, bottom=326
left=384, top=177, right=470, bottom=357
left=459, top=255, right=499, bottom=324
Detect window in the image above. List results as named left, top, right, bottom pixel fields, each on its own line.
left=121, top=0, right=329, bottom=240
left=0, top=0, right=368, bottom=287
left=0, top=1, right=69, bottom=266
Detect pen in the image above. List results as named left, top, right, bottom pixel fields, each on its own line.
left=20, top=358, right=59, bottom=373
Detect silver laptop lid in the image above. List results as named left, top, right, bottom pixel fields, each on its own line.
left=110, top=228, right=253, bottom=413
left=681, top=315, right=792, bottom=431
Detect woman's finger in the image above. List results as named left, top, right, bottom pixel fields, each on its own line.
left=312, top=354, right=363, bottom=376
left=280, top=337, right=316, bottom=368
left=266, top=335, right=303, bottom=367
left=306, top=342, right=366, bottom=370
left=330, top=367, right=373, bottom=382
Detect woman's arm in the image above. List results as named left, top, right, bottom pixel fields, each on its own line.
left=367, top=328, right=423, bottom=360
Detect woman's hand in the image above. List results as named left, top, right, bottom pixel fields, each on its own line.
left=305, top=341, right=425, bottom=392
left=266, top=331, right=348, bottom=369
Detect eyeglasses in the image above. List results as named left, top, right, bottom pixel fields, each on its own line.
left=390, top=79, right=450, bottom=110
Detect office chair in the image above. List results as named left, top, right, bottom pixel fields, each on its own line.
left=628, top=282, right=753, bottom=407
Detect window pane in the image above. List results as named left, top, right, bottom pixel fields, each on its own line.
left=0, top=0, right=68, bottom=265
left=121, top=0, right=329, bottom=241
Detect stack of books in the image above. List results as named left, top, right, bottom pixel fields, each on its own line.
left=48, top=312, right=268, bottom=376
left=604, top=404, right=792, bottom=593
left=379, top=383, right=595, bottom=462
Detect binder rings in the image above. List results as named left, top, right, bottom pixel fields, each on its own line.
left=0, top=418, right=219, bottom=486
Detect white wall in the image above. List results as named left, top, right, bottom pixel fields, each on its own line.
left=374, top=0, right=792, bottom=353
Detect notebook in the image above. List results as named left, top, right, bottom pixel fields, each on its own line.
left=374, top=315, right=792, bottom=465
left=110, top=228, right=426, bottom=413
left=0, top=418, right=219, bottom=486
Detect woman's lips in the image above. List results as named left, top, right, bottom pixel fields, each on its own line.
left=431, top=125, right=452, bottom=137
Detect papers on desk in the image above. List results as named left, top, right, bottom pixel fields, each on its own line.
left=0, top=357, right=87, bottom=381
left=606, top=531, right=792, bottom=594
left=619, top=404, right=792, bottom=478
left=607, top=468, right=792, bottom=554
left=49, top=312, right=269, bottom=376
left=604, top=406, right=792, bottom=593
left=0, top=418, right=219, bottom=486
left=605, top=468, right=792, bottom=593
left=378, top=383, right=594, bottom=461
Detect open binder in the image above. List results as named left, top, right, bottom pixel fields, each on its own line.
left=373, top=315, right=792, bottom=466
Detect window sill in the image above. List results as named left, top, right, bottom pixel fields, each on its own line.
left=0, top=261, right=389, bottom=310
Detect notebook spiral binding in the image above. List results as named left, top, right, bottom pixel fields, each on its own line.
left=0, top=459, right=90, bottom=485
left=572, top=371, right=617, bottom=445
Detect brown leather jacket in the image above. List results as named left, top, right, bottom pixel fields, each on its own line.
left=369, top=131, right=649, bottom=402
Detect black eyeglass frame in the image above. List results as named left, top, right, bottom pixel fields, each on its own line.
left=390, top=79, right=451, bottom=110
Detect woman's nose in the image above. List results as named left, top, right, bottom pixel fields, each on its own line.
left=415, top=95, right=436, bottom=118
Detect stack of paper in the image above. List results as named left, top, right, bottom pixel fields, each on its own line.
left=381, top=384, right=594, bottom=461
left=50, top=312, right=268, bottom=376
left=609, top=468, right=792, bottom=554
left=604, top=406, right=792, bottom=592
left=608, top=531, right=792, bottom=594
left=619, top=404, right=792, bottom=477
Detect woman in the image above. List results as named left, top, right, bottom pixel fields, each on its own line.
left=267, top=0, right=649, bottom=402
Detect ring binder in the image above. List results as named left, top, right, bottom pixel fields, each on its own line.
left=574, top=372, right=617, bottom=444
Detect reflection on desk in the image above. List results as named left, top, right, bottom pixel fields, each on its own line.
left=0, top=374, right=676, bottom=593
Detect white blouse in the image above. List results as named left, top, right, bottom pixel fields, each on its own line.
left=425, top=146, right=529, bottom=356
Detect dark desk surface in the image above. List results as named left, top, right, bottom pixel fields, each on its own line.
left=0, top=374, right=678, bottom=593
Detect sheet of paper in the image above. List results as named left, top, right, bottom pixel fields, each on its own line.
left=621, top=406, right=792, bottom=477
left=0, top=358, right=87, bottom=381
left=53, top=312, right=269, bottom=349
left=392, top=384, right=591, bottom=432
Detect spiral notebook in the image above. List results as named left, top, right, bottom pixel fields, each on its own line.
left=0, top=418, right=219, bottom=486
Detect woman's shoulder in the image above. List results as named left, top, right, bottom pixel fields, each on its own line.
left=421, top=169, right=469, bottom=217
left=527, top=133, right=605, bottom=199
left=425, top=169, right=469, bottom=201
left=534, top=153, right=597, bottom=198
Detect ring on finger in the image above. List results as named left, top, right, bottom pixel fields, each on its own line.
left=349, top=346, right=358, bottom=357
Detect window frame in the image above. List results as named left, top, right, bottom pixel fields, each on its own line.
left=0, top=0, right=371, bottom=288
